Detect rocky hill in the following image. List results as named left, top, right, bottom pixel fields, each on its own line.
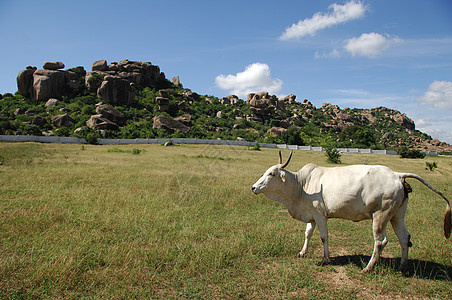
left=1, top=59, right=451, bottom=153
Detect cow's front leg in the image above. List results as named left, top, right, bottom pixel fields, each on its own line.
left=316, top=217, right=330, bottom=265
left=298, top=221, right=316, bottom=257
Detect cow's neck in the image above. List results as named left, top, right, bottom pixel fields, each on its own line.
left=264, top=170, right=302, bottom=215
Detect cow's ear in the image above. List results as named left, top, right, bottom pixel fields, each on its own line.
left=280, top=171, right=286, bottom=183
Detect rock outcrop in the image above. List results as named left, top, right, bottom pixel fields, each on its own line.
left=17, top=59, right=167, bottom=105
left=247, top=92, right=284, bottom=123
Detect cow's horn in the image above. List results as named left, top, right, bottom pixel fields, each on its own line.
left=280, top=150, right=293, bottom=168
left=278, top=151, right=283, bottom=164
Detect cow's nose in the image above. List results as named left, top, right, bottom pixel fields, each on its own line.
left=251, top=186, right=256, bottom=192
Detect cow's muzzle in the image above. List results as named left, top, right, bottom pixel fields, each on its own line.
left=251, top=186, right=260, bottom=194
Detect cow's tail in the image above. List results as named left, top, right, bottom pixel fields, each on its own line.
left=398, top=172, right=451, bottom=239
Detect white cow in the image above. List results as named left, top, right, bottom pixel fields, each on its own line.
left=251, top=151, right=451, bottom=272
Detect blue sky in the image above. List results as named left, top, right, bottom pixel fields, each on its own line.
left=1, top=0, right=451, bottom=143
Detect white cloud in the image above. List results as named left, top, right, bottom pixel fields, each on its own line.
left=280, top=0, right=366, bottom=40
left=215, top=63, right=283, bottom=98
left=344, top=32, right=401, bottom=58
left=415, top=119, right=430, bottom=127
left=315, top=49, right=341, bottom=59
left=417, top=80, right=452, bottom=110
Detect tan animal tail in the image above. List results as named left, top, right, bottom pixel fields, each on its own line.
left=398, top=173, right=451, bottom=239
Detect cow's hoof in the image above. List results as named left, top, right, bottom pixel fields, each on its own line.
left=297, top=251, right=307, bottom=258
left=317, top=258, right=331, bottom=266
left=361, top=267, right=372, bottom=273
left=398, top=262, right=409, bottom=273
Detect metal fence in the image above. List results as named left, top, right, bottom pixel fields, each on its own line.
left=0, top=135, right=437, bottom=156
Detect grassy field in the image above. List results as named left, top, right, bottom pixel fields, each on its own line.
left=0, top=142, right=451, bottom=299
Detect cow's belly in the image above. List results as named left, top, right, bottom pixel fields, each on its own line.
left=325, top=196, right=376, bottom=221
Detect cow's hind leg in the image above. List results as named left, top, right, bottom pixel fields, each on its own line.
left=315, top=217, right=330, bottom=265
left=390, top=200, right=411, bottom=271
left=362, top=213, right=389, bottom=273
left=298, top=221, right=316, bottom=257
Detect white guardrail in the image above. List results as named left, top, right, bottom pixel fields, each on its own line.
left=0, top=135, right=438, bottom=156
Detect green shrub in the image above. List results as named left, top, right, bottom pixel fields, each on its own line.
left=398, top=146, right=426, bottom=159
left=85, top=132, right=99, bottom=145
left=324, top=146, right=341, bottom=164
left=22, top=124, right=42, bottom=136
left=248, top=143, right=261, bottom=151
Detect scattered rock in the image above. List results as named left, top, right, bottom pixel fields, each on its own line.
left=267, top=127, right=287, bottom=137
left=221, top=95, right=240, bottom=105
left=45, top=98, right=59, bottom=108
left=86, top=114, right=119, bottom=130
left=51, top=114, right=75, bottom=127
left=14, top=108, right=25, bottom=115
left=95, top=104, right=125, bottom=126
left=153, top=115, right=189, bottom=133
left=156, top=97, right=169, bottom=112
left=31, top=116, right=47, bottom=126
left=174, top=114, right=192, bottom=126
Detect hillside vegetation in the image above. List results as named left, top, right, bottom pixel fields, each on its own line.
left=2, top=59, right=451, bottom=153
left=0, top=142, right=451, bottom=298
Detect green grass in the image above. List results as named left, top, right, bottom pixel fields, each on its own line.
left=0, top=142, right=451, bottom=299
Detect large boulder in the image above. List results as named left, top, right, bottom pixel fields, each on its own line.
left=17, top=66, right=37, bottom=99
left=153, top=115, right=189, bottom=133
left=33, top=69, right=67, bottom=101
left=43, top=61, right=65, bottom=70
left=92, top=60, right=108, bottom=71
left=97, top=76, right=135, bottom=105
left=95, top=104, right=125, bottom=125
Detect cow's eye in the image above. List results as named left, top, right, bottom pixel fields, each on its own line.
left=269, top=172, right=275, bottom=176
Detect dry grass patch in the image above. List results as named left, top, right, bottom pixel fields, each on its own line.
left=0, top=142, right=451, bottom=299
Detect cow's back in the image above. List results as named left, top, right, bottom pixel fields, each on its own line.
left=302, top=165, right=404, bottom=221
